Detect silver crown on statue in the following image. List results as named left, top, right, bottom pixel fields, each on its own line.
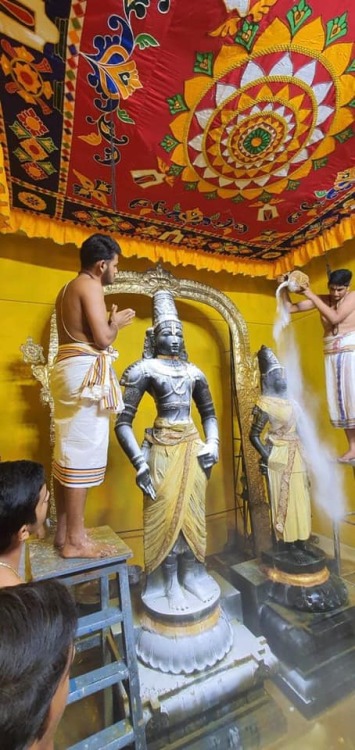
left=153, top=290, right=181, bottom=335
left=257, top=345, right=283, bottom=377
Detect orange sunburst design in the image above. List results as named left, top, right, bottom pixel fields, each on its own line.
left=168, top=13, right=353, bottom=202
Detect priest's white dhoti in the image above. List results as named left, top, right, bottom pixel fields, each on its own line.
left=324, top=331, right=355, bottom=429
left=51, top=343, right=123, bottom=487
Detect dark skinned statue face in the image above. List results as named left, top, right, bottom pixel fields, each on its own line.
left=155, top=322, right=184, bottom=358
left=263, top=368, right=288, bottom=396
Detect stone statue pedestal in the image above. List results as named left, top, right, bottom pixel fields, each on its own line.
left=137, top=569, right=233, bottom=674
left=114, top=569, right=285, bottom=749
left=261, top=545, right=348, bottom=612
left=231, top=557, right=355, bottom=717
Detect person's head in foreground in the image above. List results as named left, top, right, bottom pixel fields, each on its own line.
left=0, top=580, right=77, bottom=750
left=0, top=460, right=49, bottom=585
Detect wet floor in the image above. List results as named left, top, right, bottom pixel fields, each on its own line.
left=55, top=678, right=355, bottom=749
left=266, top=680, right=355, bottom=749
left=55, top=554, right=355, bottom=749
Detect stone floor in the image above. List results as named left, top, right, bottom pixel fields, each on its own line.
left=55, top=675, right=355, bottom=749
left=266, top=554, right=355, bottom=750
left=265, top=680, right=355, bottom=749
left=55, top=554, right=355, bottom=749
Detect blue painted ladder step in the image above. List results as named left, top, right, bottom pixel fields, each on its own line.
left=76, top=607, right=123, bottom=637
left=68, top=661, right=129, bottom=704
left=67, top=718, right=135, bottom=750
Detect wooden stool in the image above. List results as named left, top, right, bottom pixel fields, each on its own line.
left=27, top=526, right=147, bottom=750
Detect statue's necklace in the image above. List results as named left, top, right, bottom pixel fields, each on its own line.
left=157, top=355, right=184, bottom=369
left=0, top=560, right=22, bottom=580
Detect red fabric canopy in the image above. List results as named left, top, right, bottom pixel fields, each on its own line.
left=1, top=0, right=355, bottom=275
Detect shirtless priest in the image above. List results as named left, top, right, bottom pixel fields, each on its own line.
left=279, top=268, right=355, bottom=462
left=52, top=233, right=135, bottom=558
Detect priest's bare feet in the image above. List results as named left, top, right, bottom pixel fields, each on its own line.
left=338, top=452, right=355, bottom=463
left=55, top=528, right=97, bottom=551
left=54, top=524, right=67, bottom=549
left=54, top=536, right=64, bottom=550
left=36, top=525, right=47, bottom=540
left=59, top=539, right=117, bottom=559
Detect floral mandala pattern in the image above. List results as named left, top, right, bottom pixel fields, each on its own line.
left=167, top=16, right=354, bottom=202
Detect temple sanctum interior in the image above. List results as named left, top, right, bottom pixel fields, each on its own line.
left=1, top=2, right=355, bottom=749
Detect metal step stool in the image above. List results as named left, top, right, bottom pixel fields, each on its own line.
left=27, top=525, right=147, bottom=750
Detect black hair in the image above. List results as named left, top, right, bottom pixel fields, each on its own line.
left=0, top=580, right=77, bottom=750
left=0, top=460, right=45, bottom=553
left=80, top=233, right=121, bottom=269
left=328, top=268, right=352, bottom=287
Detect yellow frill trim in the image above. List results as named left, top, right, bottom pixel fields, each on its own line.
left=2, top=206, right=355, bottom=280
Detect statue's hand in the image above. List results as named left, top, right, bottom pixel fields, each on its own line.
left=207, top=439, right=219, bottom=464
left=259, top=445, right=272, bottom=475
left=136, top=463, right=156, bottom=500
left=198, top=442, right=218, bottom=476
left=259, top=458, right=269, bottom=475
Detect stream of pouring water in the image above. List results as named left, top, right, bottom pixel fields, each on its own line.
left=273, top=286, right=345, bottom=523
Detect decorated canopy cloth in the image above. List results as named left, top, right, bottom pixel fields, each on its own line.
left=1, top=0, right=355, bottom=276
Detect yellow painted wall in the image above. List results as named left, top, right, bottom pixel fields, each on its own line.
left=1, top=232, right=354, bottom=563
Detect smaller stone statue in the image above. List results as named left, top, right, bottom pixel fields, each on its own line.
left=249, top=346, right=312, bottom=562
left=250, top=346, right=348, bottom=613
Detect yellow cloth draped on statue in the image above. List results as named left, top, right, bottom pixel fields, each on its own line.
left=257, top=395, right=311, bottom=543
left=143, top=419, right=207, bottom=574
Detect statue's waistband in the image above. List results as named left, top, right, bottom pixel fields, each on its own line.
left=159, top=402, right=191, bottom=412
left=269, top=431, right=300, bottom=443
left=145, top=419, right=199, bottom=446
